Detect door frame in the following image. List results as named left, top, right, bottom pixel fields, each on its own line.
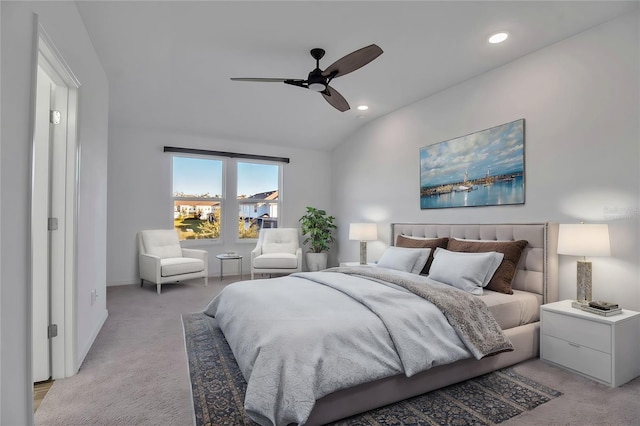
left=30, top=18, right=81, bottom=384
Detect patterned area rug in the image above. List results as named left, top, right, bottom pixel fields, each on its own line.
left=183, top=313, right=561, bottom=426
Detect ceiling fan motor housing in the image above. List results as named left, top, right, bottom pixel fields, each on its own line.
left=307, top=68, right=326, bottom=92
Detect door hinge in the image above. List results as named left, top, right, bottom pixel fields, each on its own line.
left=48, top=324, right=58, bottom=339
left=48, top=217, right=58, bottom=231
left=50, top=110, right=61, bottom=125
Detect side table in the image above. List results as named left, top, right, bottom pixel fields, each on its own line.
left=216, top=253, right=243, bottom=281
left=540, top=299, right=640, bottom=387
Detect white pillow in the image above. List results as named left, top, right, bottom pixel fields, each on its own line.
left=377, top=246, right=431, bottom=274
left=428, top=248, right=504, bottom=295
left=410, top=248, right=431, bottom=274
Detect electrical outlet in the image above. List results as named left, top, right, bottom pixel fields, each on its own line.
left=91, top=289, right=97, bottom=305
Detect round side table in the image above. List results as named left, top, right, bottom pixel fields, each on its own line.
left=216, top=253, right=243, bottom=281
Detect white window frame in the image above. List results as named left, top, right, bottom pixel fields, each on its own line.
left=236, top=159, right=282, bottom=242
left=171, top=154, right=225, bottom=244
left=171, top=154, right=283, bottom=245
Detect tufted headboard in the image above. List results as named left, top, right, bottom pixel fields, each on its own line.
left=391, top=223, right=558, bottom=303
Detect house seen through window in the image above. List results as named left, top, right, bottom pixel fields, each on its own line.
left=172, top=156, right=280, bottom=241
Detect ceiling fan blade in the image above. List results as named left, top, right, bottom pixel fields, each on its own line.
left=322, top=86, right=350, bottom=112
left=283, top=79, right=307, bottom=88
left=322, top=44, right=383, bottom=79
left=230, top=77, right=293, bottom=82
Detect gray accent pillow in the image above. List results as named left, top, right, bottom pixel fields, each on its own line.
left=428, top=248, right=504, bottom=295
left=377, top=246, right=431, bottom=274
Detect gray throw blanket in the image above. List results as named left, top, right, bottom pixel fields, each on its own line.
left=323, top=266, right=514, bottom=359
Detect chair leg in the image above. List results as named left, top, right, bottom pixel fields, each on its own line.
left=204, top=276, right=208, bottom=287
left=140, top=279, right=144, bottom=287
left=157, top=283, right=161, bottom=295
left=251, top=271, right=254, bottom=280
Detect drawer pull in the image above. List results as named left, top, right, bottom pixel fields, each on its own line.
left=568, top=342, right=581, bottom=348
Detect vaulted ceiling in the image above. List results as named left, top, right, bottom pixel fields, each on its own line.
left=76, top=1, right=637, bottom=151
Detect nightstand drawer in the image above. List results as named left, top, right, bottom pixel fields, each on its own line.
left=542, top=311, right=611, bottom=353
left=542, top=335, right=612, bottom=383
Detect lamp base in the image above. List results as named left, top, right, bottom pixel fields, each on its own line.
left=359, top=241, right=367, bottom=265
left=571, top=300, right=589, bottom=309
left=576, top=260, right=592, bottom=303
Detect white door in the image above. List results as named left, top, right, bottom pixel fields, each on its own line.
left=31, top=24, right=81, bottom=387
left=32, top=64, right=55, bottom=382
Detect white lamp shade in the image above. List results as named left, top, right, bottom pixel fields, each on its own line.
left=557, top=223, right=611, bottom=257
left=349, top=223, right=378, bottom=241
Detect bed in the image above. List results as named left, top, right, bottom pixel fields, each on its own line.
left=204, top=223, right=558, bottom=426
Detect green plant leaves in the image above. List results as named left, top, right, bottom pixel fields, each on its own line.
left=299, top=206, right=337, bottom=253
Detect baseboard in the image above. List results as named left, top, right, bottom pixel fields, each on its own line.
left=77, top=308, right=108, bottom=368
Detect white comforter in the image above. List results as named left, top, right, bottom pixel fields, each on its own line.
left=204, top=268, right=494, bottom=426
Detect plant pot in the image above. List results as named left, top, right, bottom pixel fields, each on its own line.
left=306, top=252, right=328, bottom=272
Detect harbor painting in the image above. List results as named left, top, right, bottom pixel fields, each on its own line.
left=420, top=119, right=525, bottom=209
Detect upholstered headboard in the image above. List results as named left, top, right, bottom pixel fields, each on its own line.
left=391, top=223, right=558, bottom=303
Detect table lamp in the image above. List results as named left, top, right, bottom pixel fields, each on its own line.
left=349, top=223, right=378, bottom=265
left=557, top=223, right=610, bottom=306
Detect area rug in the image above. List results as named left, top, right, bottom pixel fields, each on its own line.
left=183, top=312, right=562, bottom=426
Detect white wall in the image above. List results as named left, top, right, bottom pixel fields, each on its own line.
left=332, top=12, right=640, bottom=309
left=0, top=1, right=109, bottom=424
left=106, top=126, right=333, bottom=286
left=0, top=2, right=3, bottom=421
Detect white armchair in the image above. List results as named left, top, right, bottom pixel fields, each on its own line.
left=138, top=229, right=208, bottom=295
left=251, top=228, right=302, bottom=279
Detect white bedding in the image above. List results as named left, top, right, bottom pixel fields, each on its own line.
left=203, top=267, right=512, bottom=426
left=479, top=289, right=541, bottom=329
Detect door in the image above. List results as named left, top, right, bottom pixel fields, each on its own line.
left=32, top=64, right=55, bottom=382
left=31, top=23, right=81, bottom=390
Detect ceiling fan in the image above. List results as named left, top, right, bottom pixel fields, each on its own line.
left=230, top=44, right=383, bottom=112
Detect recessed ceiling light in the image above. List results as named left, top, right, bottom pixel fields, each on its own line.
left=488, top=32, right=508, bottom=44
left=357, top=105, right=369, bottom=111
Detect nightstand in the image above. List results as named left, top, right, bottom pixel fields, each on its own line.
left=540, top=300, right=640, bottom=387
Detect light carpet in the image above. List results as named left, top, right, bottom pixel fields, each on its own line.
left=34, top=279, right=640, bottom=426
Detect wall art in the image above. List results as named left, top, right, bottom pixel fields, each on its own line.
left=420, top=119, right=525, bottom=209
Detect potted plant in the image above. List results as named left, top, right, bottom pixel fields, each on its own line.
left=299, top=206, right=337, bottom=271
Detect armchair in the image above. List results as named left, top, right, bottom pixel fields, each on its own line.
left=138, top=229, right=208, bottom=294
left=251, top=228, right=302, bottom=279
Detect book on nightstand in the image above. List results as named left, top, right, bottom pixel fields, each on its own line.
left=580, top=305, right=623, bottom=316
left=589, top=300, right=619, bottom=310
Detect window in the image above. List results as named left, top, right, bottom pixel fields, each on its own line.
left=173, top=156, right=223, bottom=240
left=172, top=155, right=281, bottom=241
left=237, top=162, right=280, bottom=239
